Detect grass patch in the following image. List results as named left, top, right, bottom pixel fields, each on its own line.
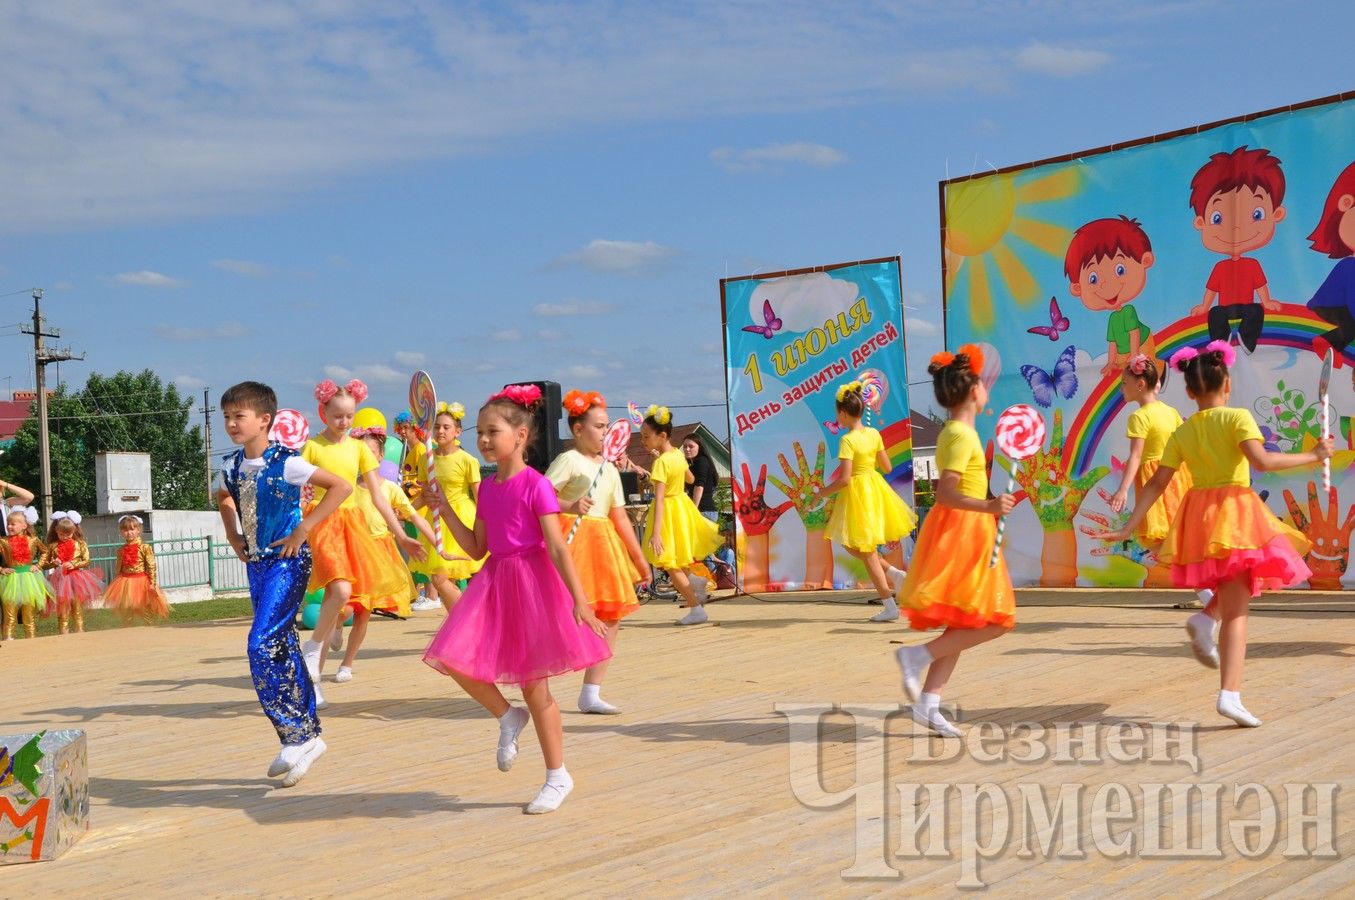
left=15, top=594, right=254, bottom=639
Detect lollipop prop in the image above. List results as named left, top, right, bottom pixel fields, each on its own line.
left=409, top=371, right=443, bottom=555
left=269, top=409, right=309, bottom=450
left=990, top=404, right=1046, bottom=568
left=626, top=402, right=644, bottom=429
left=566, top=419, right=632, bottom=544
left=858, top=369, right=889, bottom=426
left=1320, top=348, right=1334, bottom=492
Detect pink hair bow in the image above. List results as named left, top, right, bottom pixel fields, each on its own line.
left=1126, top=354, right=1152, bottom=376
left=489, top=384, right=543, bottom=407
left=1202, top=339, right=1237, bottom=367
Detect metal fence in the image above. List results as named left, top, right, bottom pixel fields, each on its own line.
left=89, top=537, right=248, bottom=594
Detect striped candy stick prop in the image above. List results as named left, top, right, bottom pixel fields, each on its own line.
left=565, top=419, right=633, bottom=545
left=408, top=371, right=443, bottom=555
left=990, top=404, right=1046, bottom=568
left=1320, top=348, right=1333, bottom=492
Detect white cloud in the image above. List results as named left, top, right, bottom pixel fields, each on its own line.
left=154, top=322, right=248, bottom=340
left=536, top=329, right=566, bottom=342
left=213, top=258, right=272, bottom=277
left=117, top=270, right=188, bottom=288
left=173, top=374, right=208, bottom=390
left=711, top=141, right=847, bottom=173
left=323, top=362, right=403, bottom=384
left=533, top=300, right=610, bottom=317
left=555, top=239, right=676, bottom=274
left=1014, top=42, right=1111, bottom=77
left=908, top=318, right=940, bottom=337
left=491, top=328, right=523, bottom=343
left=393, top=350, right=426, bottom=367
left=747, top=272, right=858, bottom=332
left=563, top=364, right=603, bottom=380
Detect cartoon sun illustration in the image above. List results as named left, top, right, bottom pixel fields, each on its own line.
left=944, top=166, right=1082, bottom=330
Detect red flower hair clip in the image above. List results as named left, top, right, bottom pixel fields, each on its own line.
left=490, top=383, right=543, bottom=408
left=562, top=389, right=606, bottom=417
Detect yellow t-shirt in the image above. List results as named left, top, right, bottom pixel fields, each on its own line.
left=546, top=450, right=624, bottom=519
left=838, top=427, right=884, bottom=476
left=1160, top=407, right=1263, bottom=488
left=650, top=448, right=689, bottom=497
left=417, top=448, right=482, bottom=505
left=355, top=480, right=416, bottom=537
left=301, top=433, right=379, bottom=507
left=936, top=420, right=987, bottom=500
left=1125, top=401, right=1184, bottom=462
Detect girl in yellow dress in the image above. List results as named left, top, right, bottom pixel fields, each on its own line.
left=301, top=379, right=425, bottom=688
left=814, top=381, right=918, bottom=622
left=547, top=390, right=650, bottom=713
left=641, top=405, right=722, bottom=625
left=894, top=347, right=1017, bottom=737
left=412, top=401, right=485, bottom=610
left=1095, top=341, right=1330, bottom=728
left=330, top=408, right=441, bottom=682
left=1108, top=354, right=1215, bottom=610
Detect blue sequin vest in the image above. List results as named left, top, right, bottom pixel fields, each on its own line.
left=221, top=442, right=306, bottom=561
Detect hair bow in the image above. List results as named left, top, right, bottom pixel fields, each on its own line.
left=52, top=510, right=83, bottom=525
left=1127, top=354, right=1152, bottom=376
left=563, top=390, right=606, bottom=417
left=1203, top=339, right=1237, bottom=367
left=644, top=404, right=671, bottom=425
left=8, top=505, right=38, bottom=525
left=835, top=381, right=863, bottom=402
left=437, top=401, right=466, bottom=421
left=490, top=384, right=543, bottom=407
left=118, top=514, right=143, bottom=526
left=956, top=343, right=985, bottom=376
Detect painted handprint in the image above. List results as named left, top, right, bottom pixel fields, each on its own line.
left=997, top=409, right=1110, bottom=586
left=1282, top=481, right=1355, bottom=590
left=1079, top=487, right=1170, bottom=587
left=732, top=461, right=795, bottom=591
left=767, top=440, right=835, bottom=589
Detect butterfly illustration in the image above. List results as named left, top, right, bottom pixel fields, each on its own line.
left=1027, top=297, right=1070, bottom=341
left=822, top=419, right=843, bottom=435
left=1020, top=345, right=1078, bottom=408
left=742, top=299, right=784, bottom=340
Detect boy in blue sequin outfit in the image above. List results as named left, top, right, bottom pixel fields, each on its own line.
left=217, top=381, right=352, bottom=787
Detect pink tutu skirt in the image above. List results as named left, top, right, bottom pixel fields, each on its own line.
left=423, top=546, right=612, bottom=685
left=1171, top=535, right=1312, bottom=598
left=49, top=567, right=106, bottom=613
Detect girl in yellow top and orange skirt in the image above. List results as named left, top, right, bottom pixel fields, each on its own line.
left=547, top=390, right=650, bottom=714
left=1096, top=341, right=1330, bottom=728
left=893, top=346, right=1016, bottom=738
left=640, top=405, right=722, bottom=626
left=301, top=379, right=425, bottom=687
left=1108, top=354, right=1215, bottom=609
left=411, top=402, right=486, bottom=611
left=815, top=381, right=918, bottom=623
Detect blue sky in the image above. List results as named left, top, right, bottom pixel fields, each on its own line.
left=1, top=1, right=1351, bottom=447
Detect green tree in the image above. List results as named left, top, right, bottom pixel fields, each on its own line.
left=0, top=370, right=208, bottom=512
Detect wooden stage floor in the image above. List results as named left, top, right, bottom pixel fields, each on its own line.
left=4, top=590, right=1354, bottom=896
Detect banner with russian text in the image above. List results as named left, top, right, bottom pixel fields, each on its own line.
left=722, top=257, right=913, bottom=592
left=942, top=92, right=1355, bottom=589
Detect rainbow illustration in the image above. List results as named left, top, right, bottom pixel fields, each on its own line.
left=882, top=417, right=914, bottom=485
left=1063, top=305, right=1349, bottom=475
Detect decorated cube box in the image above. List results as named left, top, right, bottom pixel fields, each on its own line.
left=1, top=730, right=89, bottom=864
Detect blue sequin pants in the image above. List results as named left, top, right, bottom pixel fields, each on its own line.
left=247, top=555, right=321, bottom=745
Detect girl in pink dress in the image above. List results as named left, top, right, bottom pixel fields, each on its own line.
left=422, top=383, right=610, bottom=815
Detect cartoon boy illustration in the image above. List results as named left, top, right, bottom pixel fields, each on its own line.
left=1066, top=215, right=1157, bottom=377
left=1189, top=146, right=1286, bottom=352
left=1307, top=159, right=1355, bottom=366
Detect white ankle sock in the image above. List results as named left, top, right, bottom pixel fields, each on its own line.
left=579, top=683, right=601, bottom=704
left=919, top=691, right=941, bottom=714
left=546, top=766, right=570, bottom=787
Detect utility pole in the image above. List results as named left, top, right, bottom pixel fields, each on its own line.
left=201, top=388, right=214, bottom=505
left=21, top=288, right=84, bottom=523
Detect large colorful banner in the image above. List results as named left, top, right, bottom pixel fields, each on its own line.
left=722, top=258, right=913, bottom=592
left=942, top=92, right=1355, bottom=589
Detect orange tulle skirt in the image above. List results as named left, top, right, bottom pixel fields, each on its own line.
left=897, top=505, right=1015, bottom=631
left=1158, top=485, right=1311, bottom=596
left=105, top=572, right=170, bottom=621
left=1135, top=458, right=1192, bottom=547
left=560, top=514, right=641, bottom=622
left=307, top=506, right=413, bottom=603
left=348, top=533, right=416, bottom=616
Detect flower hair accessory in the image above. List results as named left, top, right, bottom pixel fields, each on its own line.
left=1203, top=339, right=1237, bottom=368
left=835, top=380, right=864, bottom=402
left=957, top=343, right=986, bottom=377
left=314, top=378, right=369, bottom=422
left=644, top=404, right=671, bottom=425
left=563, top=390, right=606, bottom=417
left=437, top=401, right=466, bottom=421
left=1168, top=346, right=1200, bottom=371
left=8, top=505, right=38, bottom=525
left=490, top=384, right=543, bottom=408
left=1126, top=354, right=1152, bottom=376
left=52, top=510, right=83, bottom=525
left=929, top=351, right=955, bottom=368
